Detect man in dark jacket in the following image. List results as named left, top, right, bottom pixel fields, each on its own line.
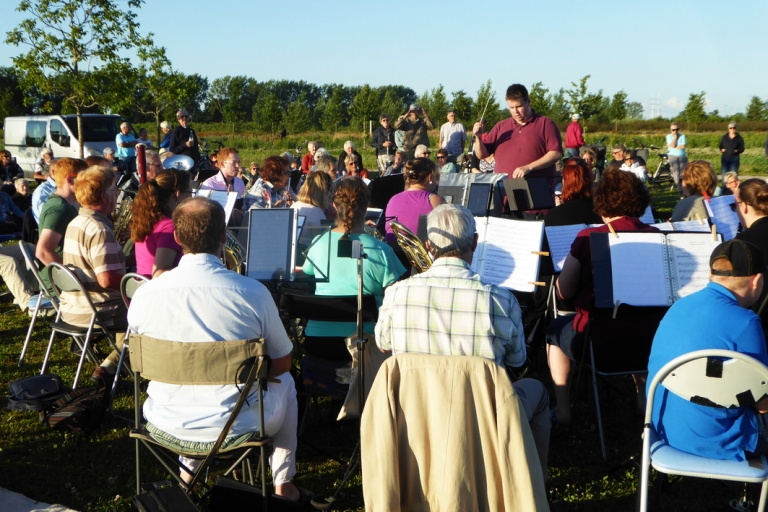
left=169, top=109, right=201, bottom=163
left=371, top=115, right=397, bottom=173
left=0, top=150, right=23, bottom=196
left=395, top=104, right=433, bottom=161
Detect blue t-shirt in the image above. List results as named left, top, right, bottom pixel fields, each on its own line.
left=665, top=133, right=686, bottom=157
left=647, top=282, right=767, bottom=461
left=302, top=231, right=406, bottom=337
left=115, top=133, right=136, bottom=159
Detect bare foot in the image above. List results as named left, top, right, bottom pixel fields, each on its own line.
left=275, top=482, right=300, bottom=501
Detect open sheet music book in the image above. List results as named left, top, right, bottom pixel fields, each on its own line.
left=470, top=218, right=545, bottom=293
left=193, top=189, right=238, bottom=223
left=591, top=231, right=722, bottom=308
left=653, top=219, right=711, bottom=233
left=545, top=223, right=603, bottom=273
left=705, top=195, right=740, bottom=241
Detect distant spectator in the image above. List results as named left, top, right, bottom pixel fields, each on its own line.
left=159, top=121, right=172, bottom=150
left=137, top=127, right=153, bottom=148
left=343, top=153, right=369, bottom=182
left=102, top=147, right=126, bottom=175
left=34, top=148, right=54, bottom=183
left=383, top=150, right=406, bottom=177
left=719, top=122, right=745, bottom=185
left=115, top=121, right=139, bottom=174
left=721, top=171, right=740, bottom=197
left=667, top=123, right=687, bottom=194
left=436, top=148, right=457, bottom=174
left=372, top=115, right=397, bottom=173
left=609, top=144, right=627, bottom=167
left=620, top=149, right=647, bottom=183
left=11, top=178, right=31, bottom=213
left=580, top=147, right=598, bottom=179
left=337, top=142, right=363, bottom=175
left=438, top=110, right=467, bottom=164
left=302, top=141, right=317, bottom=174
left=0, top=149, right=23, bottom=196
left=414, top=144, right=430, bottom=159
left=395, top=104, right=433, bottom=161
left=564, top=114, right=585, bottom=159
left=169, top=109, right=200, bottom=162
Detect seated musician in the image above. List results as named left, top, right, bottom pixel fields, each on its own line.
left=670, top=160, right=716, bottom=222
left=544, top=158, right=603, bottom=227
left=59, top=166, right=127, bottom=384
left=291, top=171, right=332, bottom=247
left=127, top=197, right=305, bottom=501
left=130, top=170, right=193, bottom=279
left=384, top=157, right=444, bottom=243
left=199, top=147, right=245, bottom=196
left=546, top=168, right=658, bottom=425
left=245, top=156, right=297, bottom=210
left=647, top=240, right=768, bottom=461
left=375, top=204, right=551, bottom=483
left=301, top=178, right=406, bottom=360
left=734, top=178, right=768, bottom=332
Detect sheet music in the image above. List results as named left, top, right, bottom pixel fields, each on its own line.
left=654, top=222, right=675, bottom=232
left=545, top=224, right=587, bottom=273
left=654, top=220, right=710, bottom=233
left=705, top=196, right=739, bottom=241
left=639, top=205, right=655, bottom=224
left=472, top=218, right=543, bottom=293
left=246, top=209, right=294, bottom=281
left=666, top=233, right=721, bottom=300
left=194, top=189, right=238, bottom=223
left=608, top=232, right=669, bottom=306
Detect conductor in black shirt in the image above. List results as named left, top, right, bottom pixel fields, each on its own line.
left=169, top=109, right=200, bottom=163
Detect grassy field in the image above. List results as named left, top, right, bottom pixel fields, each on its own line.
left=0, top=187, right=757, bottom=511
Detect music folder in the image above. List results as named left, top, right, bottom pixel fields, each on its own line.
left=504, top=177, right=555, bottom=211
left=590, top=231, right=722, bottom=309
left=466, top=182, right=492, bottom=216
left=194, top=189, right=238, bottom=223
left=705, top=195, right=740, bottom=241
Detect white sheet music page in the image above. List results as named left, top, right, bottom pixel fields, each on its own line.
left=197, top=190, right=237, bottom=223
left=671, top=220, right=710, bottom=233
left=705, top=196, right=739, bottom=241
left=654, top=222, right=675, bottom=232
left=666, top=233, right=721, bottom=300
left=545, top=224, right=587, bottom=273
left=474, top=218, right=544, bottom=293
left=608, top=232, right=670, bottom=306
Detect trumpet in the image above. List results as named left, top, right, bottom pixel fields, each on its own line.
left=390, top=221, right=432, bottom=273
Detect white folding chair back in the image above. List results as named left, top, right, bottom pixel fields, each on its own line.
left=639, top=349, right=768, bottom=511
left=18, top=241, right=59, bottom=366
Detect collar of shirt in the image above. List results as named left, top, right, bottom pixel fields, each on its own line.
left=514, top=110, right=541, bottom=128
left=80, top=207, right=114, bottom=228
left=706, top=281, right=739, bottom=304
left=423, top=257, right=477, bottom=279
left=177, top=252, right=223, bottom=269
left=46, top=176, right=55, bottom=186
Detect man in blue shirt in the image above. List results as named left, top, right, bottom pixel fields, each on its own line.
left=115, top=122, right=138, bottom=175
left=647, top=239, right=768, bottom=461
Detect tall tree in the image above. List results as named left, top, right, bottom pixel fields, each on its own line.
left=428, top=85, right=449, bottom=126
left=320, top=86, right=345, bottom=132
left=682, top=91, right=707, bottom=131
left=283, top=91, right=312, bottom=134
left=528, top=82, right=552, bottom=118
left=473, top=80, right=503, bottom=129
left=350, top=85, right=380, bottom=133
left=6, top=0, right=147, bottom=157
left=608, top=90, right=628, bottom=131
left=745, top=96, right=767, bottom=121
left=548, top=88, right=571, bottom=124
left=0, top=67, right=29, bottom=120
left=450, top=90, right=473, bottom=124
left=626, top=101, right=644, bottom=120
left=566, top=75, right=606, bottom=121
left=252, top=92, right=282, bottom=134
left=379, top=89, right=404, bottom=124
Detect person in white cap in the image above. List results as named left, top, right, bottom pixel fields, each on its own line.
left=564, top=113, right=584, bottom=159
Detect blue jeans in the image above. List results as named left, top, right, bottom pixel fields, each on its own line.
left=721, top=156, right=740, bottom=184
left=565, top=148, right=580, bottom=159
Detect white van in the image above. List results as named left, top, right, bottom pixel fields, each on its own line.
left=3, top=114, right=136, bottom=179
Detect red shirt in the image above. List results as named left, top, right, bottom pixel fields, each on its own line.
left=301, top=153, right=314, bottom=174
left=565, top=121, right=585, bottom=149
left=483, top=112, right=562, bottom=179
left=569, top=217, right=659, bottom=332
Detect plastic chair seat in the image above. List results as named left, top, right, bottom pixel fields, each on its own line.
left=49, top=318, right=120, bottom=337
left=130, top=425, right=272, bottom=460
left=27, top=295, right=55, bottom=310
left=649, top=430, right=768, bottom=482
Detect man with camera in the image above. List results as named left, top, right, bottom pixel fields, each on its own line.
left=395, top=104, right=433, bottom=161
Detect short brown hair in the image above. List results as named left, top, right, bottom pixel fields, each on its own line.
left=172, top=197, right=225, bottom=255
left=260, top=156, right=288, bottom=184
left=297, top=171, right=332, bottom=208
left=74, top=166, right=116, bottom=206
left=682, top=160, right=716, bottom=197
left=593, top=167, right=650, bottom=218
left=217, top=147, right=238, bottom=165
left=505, top=84, right=529, bottom=103
left=54, top=158, right=89, bottom=188
left=0, top=150, right=11, bottom=159
left=84, top=156, right=111, bottom=169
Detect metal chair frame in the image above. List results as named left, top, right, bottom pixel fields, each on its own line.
left=17, top=241, right=59, bottom=366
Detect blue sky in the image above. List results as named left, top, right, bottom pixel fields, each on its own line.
left=1, top=0, right=766, bottom=118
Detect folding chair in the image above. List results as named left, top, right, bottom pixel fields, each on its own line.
left=129, top=335, right=273, bottom=506
left=639, top=349, right=768, bottom=512
left=42, top=262, right=124, bottom=388
left=17, top=241, right=59, bottom=366
left=577, top=306, right=666, bottom=460
left=108, top=272, right=148, bottom=420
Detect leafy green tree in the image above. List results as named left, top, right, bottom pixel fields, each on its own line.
left=548, top=89, right=572, bottom=124
left=428, top=85, right=449, bottom=126
left=626, top=101, right=644, bottom=120
left=283, top=91, right=312, bottom=134
left=745, top=96, right=767, bottom=121
left=474, top=80, right=503, bottom=129
left=0, top=67, right=29, bottom=120
left=450, top=90, right=473, bottom=124
left=608, top=90, right=628, bottom=123
left=6, top=0, right=147, bottom=157
left=320, top=86, right=345, bottom=132
left=682, top=91, right=707, bottom=131
left=379, top=89, right=404, bottom=124
left=252, top=92, right=282, bottom=134
left=350, top=85, right=380, bottom=132
left=566, top=75, right=606, bottom=121
left=528, top=82, right=551, bottom=117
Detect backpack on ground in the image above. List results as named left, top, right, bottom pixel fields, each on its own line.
left=40, top=383, right=110, bottom=432
left=7, top=374, right=70, bottom=412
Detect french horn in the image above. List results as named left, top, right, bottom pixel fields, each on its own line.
left=390, top=221, right=432, bottom=274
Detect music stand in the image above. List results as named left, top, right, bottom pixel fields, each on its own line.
left=503, top=177, right=555, bottom=211
left=194, top=189, right=238, bottom=224
left=466, top=182, right=493, bottom=217
left=368, top=174, right=405, bottom=209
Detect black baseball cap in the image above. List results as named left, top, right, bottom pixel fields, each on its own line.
left=710, top=239, right=766, bottom=277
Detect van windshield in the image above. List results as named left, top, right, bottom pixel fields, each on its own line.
left=63, top=116, right=136, bottom=142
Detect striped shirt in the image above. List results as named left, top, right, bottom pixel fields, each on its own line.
left=61, top=208, right=126, bottom=327
left=375, top=257, right=526, bottom=369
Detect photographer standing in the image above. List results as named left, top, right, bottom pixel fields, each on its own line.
left=169, top=109, right=201, bottom=163
left=395, top=104, right=433, bottom=161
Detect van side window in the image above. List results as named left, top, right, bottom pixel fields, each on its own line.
left=25, top=121, right=47, bottom=147
left=50, top=119, right=69, bottom=146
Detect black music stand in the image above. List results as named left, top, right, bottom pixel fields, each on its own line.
left=466, top=182, right=493, bottom=217
left=503, top=177, right=555, bottom=211
left=368, top=174, right=405, bottom=209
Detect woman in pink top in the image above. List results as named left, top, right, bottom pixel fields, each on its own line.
left=130, top=169, right=193, bottom=278
left=384, top=157, right=444, bottom=242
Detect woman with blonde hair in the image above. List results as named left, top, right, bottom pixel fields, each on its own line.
left=301, top=178, right=406, bottom=359
left=130, top=169, right=193, bottom=278
left=291, top=170, right=332, bottom=246
left=671, top=160, right=717, bottom=222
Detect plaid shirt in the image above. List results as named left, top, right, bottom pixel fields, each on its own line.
left=375, top=257, right=526, bottom=368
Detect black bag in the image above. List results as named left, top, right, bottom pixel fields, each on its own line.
left=7, top=374, right=69, bottom=411
left=208, top=475, right=304, bottom=511
left=131, top=484, right=198, bottom=512
left=40, top=384, right=109, bottom=432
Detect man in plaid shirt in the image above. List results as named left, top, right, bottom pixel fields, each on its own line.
left=375, top=204, right=551, bottom=482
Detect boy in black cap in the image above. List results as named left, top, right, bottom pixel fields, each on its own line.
left=646, top=239, right=768, bottom=461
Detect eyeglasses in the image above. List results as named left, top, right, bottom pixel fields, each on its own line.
left=437, top=155, right=447, bottom=159
left=671, top=128, right=678, bottom=131
left=729, top=127, right=736, bottom=130
left=223, top=160, right=241, bottom=167
left=423, top=152, right=431, bottom=156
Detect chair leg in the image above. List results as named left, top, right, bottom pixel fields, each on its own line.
left=19, top=297, right=42, bottom=366
left=590, top=343, right=607, bottom=460
left=758, top=480, right=768, bottom=512
left=72, top=321, right=96, bottom=389
left=109, top=338, right=133, bottom=424
left=40, top=327, right=58, bottom=375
